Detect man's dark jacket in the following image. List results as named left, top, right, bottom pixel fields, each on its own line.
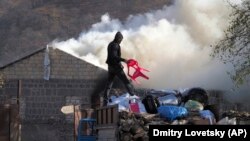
left=106, top=35, right=126, bottom=70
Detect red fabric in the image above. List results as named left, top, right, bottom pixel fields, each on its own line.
left=126, top=59, right=149, bottom=84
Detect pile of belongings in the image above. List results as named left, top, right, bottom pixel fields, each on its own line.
left=106, top=87, right=241, bottom=141
left=141, top=87, right=218, bottom=125
left=108, top=87, right=238, bottom=125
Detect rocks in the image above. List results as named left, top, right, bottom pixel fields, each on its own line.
left=118, top=112, right=168, bottom=141
left=117, top=110, right=215, bottom=140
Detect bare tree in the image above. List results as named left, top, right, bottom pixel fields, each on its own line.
left=213, top=0, right=250, bottom=85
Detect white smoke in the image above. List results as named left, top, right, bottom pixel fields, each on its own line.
left=50, top=0, right=240, bottom=91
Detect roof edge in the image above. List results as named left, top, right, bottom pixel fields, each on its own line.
left=0, top=46, right=46, bottom=69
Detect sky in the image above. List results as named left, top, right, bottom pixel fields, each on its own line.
left=49, top=0, right=249, bottom=102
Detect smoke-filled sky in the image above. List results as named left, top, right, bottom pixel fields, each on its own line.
left=50, top=0, right=248, bottom=96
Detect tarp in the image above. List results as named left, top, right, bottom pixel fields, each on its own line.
left=44, top=45, right=50, bottom=80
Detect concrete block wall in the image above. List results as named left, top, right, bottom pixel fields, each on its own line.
left=0, top=78, right=105, bottom=141
left=0, top=48, right=107, bottom=118
left=0, top=48, right=107, bottom=141
left=49, top=48, right=105, bottom=80
left=19, top=79, right=100, bottom=122
left=0, top=80, right=18, bottom=105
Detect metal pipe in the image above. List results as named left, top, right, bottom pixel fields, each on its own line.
left=9, top=106, right=11, bottom=141
left=74, top=105, right=76, bottom=141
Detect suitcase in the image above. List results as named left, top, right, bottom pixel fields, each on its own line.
left=142, top=95, right=160, bottom=114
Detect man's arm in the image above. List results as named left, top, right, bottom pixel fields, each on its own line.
left=111, top=44, right=127, bottom=63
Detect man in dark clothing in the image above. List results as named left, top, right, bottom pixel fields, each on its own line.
left=103, top=31, right=135, bottom=105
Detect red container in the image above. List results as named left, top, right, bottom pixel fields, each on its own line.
left=129, top=99, right=140, bottom=113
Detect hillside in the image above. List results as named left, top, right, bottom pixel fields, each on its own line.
left=0, top=0, right=171, bottom=67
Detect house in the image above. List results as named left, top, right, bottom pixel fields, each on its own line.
left=0, top=47, right=107, bottom=141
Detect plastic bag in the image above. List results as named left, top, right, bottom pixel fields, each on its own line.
left=142, top=95, right=160, bottom=114
left=182, top=87, right=208, bottom=106
left=149, top=89, right=182, bottom=106
left=129, top=98, right=140, bottom=113
left=184, top=100, right=204, bottom=111
left=157, top=106, right=188, bottom=121
left=138, top=101, right=147, bottom=113
left=217, top=117, right=237, bottom=125
left=108, top=93, right=145, bottom=113
left=157, top=94, right=179, bottom=106
left=199, top=110, right=215, bottom=125
left=108, top=93, right=130, bottom=111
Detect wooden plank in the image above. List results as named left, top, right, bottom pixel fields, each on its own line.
left=113, top=106, right=118, bottom=124
left=103, top=109, right=106, bottom=125
left=18, top=80, right=21, bottom=113
left=0, top=105, right=10, bottom=141
left=96, top=105, right=119, bottom=127
left=10, top=105, right=20, bottom=141
left=107, top=108, right=112, bottom=124
left=97, top=110, right=102, bottom=125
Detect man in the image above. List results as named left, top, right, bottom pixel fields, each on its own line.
left=103, top=31, right=135, bottom=105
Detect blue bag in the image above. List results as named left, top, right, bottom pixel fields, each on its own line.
left=199, top=110, right=215, bottom=124
left=157, top=106, right=188, bottom=121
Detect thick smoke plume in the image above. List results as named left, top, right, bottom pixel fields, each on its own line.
left=50, top=0, right=247, bottom=95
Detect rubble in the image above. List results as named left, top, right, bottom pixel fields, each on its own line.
left=118, top=111, right=167, bottom=141
left=117, top=110, right=215, bottom=140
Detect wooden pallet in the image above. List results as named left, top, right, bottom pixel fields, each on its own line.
left=96, top=104, right=119, bottom=128
left=96, top=104, right=119, bottom=141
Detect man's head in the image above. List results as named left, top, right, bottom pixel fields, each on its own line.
left=114, top=31, right=123, bottom=44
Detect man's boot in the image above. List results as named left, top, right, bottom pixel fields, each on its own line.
left=125, top=83, right=135, bottom=96
left=103, top=88, right=111, bottom=106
